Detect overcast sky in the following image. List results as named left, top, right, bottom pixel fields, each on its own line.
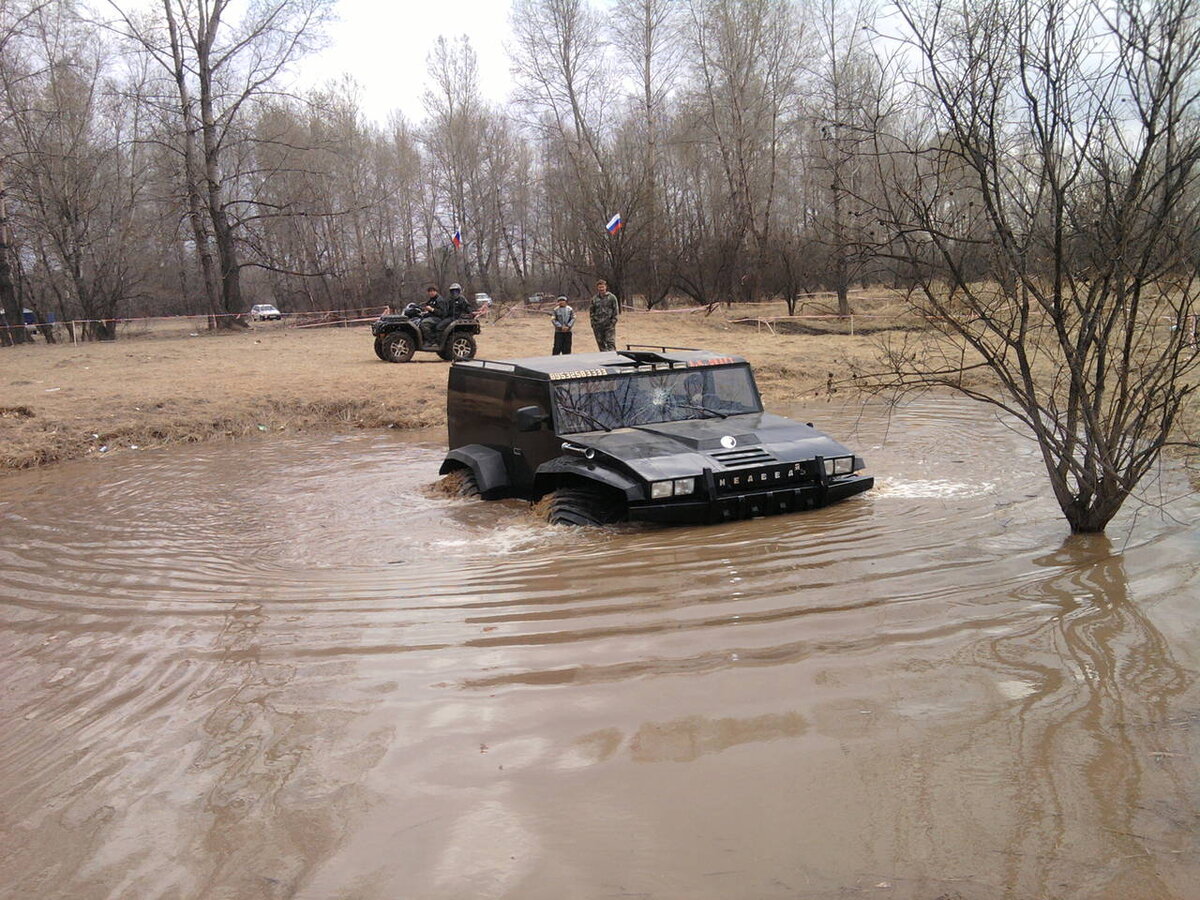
left=302, top=0, right=519, bottom=124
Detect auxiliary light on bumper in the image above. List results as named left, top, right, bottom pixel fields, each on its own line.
left=651, top=478, right=696, bottom=499
left=823, top=456, right=855, bottom=476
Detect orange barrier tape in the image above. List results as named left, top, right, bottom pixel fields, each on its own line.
left=293, top=315, right=383, bottom=329
left=28, top=306, right=391, bottom=327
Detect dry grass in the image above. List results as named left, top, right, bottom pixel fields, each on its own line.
left=2, top=295, right=1194, bottom=481
left=0, top=304, right=882, bottom=470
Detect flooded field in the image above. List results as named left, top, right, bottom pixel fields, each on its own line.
left=1, top=397, right=1197, bottom=899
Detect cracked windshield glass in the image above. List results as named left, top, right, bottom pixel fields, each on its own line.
left=553, top=365, right=761, bottom=433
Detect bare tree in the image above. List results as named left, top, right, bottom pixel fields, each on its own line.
left=610, top=0, right=682, bottom=306
left=423, top=36, right=510, bottom=291
left=0, top=147, right=21, bottom=348
left=807, top=0, right=891, bottom=315
left=868, top=0, right=1200, bottom=532
left=511, top=0, right=633, bottom=290
left=1, top=1, right=149, bottom=340
left=106, top=0, right=333, bottom=324
left=0, top=0, right=50, bottom=347
left=680, top=0, right=807, bottom=303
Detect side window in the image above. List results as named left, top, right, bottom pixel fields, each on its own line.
left=449, top=372, right=509, bottom=432
left=510, top=377, right=549, bottom=415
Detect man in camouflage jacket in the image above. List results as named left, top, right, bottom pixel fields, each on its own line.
left=589, top=279, right=619, bottom=351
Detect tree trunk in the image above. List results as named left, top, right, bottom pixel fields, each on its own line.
left=195, top=2, right=244, bottom=325
left=0, top=173, right=26, bottom=347
left=162, top=0, right=222, bottom=326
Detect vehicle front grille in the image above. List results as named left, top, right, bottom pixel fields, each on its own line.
left=711, top=460, right=813, bottom=494
left=710, top=446, right=775, bottom=469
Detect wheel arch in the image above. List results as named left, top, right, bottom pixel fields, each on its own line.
left=378, top=320, right=420, bottom=339
left=533, top=457, right=644, bottom=502
left=440, top=321, right=479, bottom=342
left=442, top=330, right=478, bottom=361
left=439, top=445, right=509, bottom=498
left=379, top=324, right=419, bottom=363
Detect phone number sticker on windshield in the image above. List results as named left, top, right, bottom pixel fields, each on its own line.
left=549, top=369, right=609, bottom=380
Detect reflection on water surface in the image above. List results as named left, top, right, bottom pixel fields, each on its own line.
left=1, top=398, right=1197, bottom=899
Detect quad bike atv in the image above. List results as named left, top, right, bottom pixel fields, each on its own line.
left=372, top=302, right=481, bottom=363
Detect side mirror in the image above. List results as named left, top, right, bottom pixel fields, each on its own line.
left=515, top=405, right=550, bottom=432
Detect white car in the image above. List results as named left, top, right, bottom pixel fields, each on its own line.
left=474, top=292, right=492, bottom=310
left=250, top=304, right=282, bottom=321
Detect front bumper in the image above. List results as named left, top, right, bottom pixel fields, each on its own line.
left=627, top=474, right=873, bottom=524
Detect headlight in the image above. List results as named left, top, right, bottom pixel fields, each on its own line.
left=673, top=478, right=695, bottom=495
left=823, top=456, right=854, bottom=476
left=651, top=481, right=673, bottom=499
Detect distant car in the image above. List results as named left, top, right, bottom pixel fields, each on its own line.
left=474, top=292, right=492, bottom=310
left=250, top=304, right=282, bottom=321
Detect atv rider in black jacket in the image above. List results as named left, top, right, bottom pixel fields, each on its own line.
left=419, top=284, right=452, bottom=344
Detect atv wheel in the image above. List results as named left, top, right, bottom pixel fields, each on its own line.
left=373, top=336, right=387, bottom=360
left=442, top=467, right=481, bottom=498
left=448, top=333, right=477, bottom=361
left=381, top=331, right=415, bottom=363
left=545, top=485, right=625, bottom=526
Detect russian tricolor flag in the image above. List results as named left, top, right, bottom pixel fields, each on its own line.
left=605, top=213, right=623, bottom=234
left=452, top=228, right=462, bottom=248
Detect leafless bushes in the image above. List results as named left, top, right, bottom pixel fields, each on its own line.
left=864, top=0, right=1200, bottom=531
left=0, top=0, right=903, bottom=335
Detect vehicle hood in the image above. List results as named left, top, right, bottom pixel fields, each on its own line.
left=565, top=413, right=856, bottom=482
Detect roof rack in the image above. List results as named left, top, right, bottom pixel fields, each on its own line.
left=623, top=343, right=701, bottom=353
left=454, top=348, right=744, bottom=379
left=615, top=349, right=677, bottom=365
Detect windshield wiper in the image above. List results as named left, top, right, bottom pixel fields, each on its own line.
left=557, top=403, right=614, bottom=432
left=674, top=402, right=728, bottom=419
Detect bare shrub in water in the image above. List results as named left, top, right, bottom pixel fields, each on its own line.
left=865, top=0, right=1200, bottom=532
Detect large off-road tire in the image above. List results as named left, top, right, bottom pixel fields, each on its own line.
left=544, top=485, right=626, bottom=526
left=381, top=331, right=415, bottom=363
left=447, top=333, right=477, bottom=361
left=441, top=467, right=481, bottom=498
left=373, top=336, right=387, bottom=360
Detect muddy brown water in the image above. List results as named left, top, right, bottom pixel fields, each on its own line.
left=1, top=397, right=1198, bottom=899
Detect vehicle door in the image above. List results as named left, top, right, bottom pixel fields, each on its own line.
left=509, top=377, right=558, bottom=489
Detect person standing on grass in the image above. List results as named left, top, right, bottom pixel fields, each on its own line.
left=551, top=295, right=574, bottom=355
left=589, top=278, right=619, bottom=351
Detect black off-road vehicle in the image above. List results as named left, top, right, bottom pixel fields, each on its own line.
left=372, top=302, right=481, bottom=363
left=438, top=347, right=873, bottom=525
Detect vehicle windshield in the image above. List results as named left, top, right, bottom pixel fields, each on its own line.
left=553, top=365, right=761, bottom=434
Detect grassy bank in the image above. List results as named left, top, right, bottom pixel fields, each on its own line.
left=2, top=300, right=1195, bottom=482
left=0, top=304, right=880, bottom=470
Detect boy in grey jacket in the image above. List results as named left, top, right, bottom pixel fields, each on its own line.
left=551, top=296, right=575, bottom=355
